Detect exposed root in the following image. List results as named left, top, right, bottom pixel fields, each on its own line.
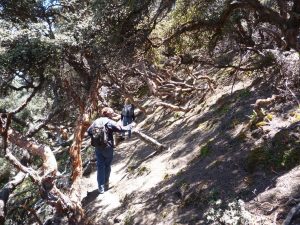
left=282, top=201, right=300, bottom=225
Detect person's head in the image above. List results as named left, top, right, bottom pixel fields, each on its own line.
left=101, top=107, right=117, bottom=118
left=125, top=98, right=131, bottom=105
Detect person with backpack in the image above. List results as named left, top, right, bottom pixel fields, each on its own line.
left=87, top=107, right=135, bottom=194
left=121, top=98, right=135, bottom=138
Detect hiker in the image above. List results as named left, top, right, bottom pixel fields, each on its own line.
left=121, top=98, right=135, bottom=138
left=87, top=107, right=134, bottom=194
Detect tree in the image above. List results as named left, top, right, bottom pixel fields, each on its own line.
left=0, top=0, right=178, bottom=224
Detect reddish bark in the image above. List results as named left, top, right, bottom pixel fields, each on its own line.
left=66, top=78, right=101, bottom=206
left=7, top=130, right=57, bottom=175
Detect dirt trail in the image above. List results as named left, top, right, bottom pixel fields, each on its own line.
left=81, top=79, right=300, bottom=225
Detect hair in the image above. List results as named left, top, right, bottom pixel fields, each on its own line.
left=101, top=107, right=115, bottom=117
left=125, top=98, right=131, bottom=104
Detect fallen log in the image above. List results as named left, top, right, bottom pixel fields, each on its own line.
left=154, top=101, right=190, bottom=112
left=132, top=129, right=166, bottom=151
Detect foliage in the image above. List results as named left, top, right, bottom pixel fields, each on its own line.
left=182, top=187, right=220, bottom=209
left=0, top=158, right=10, bottom=188
left=124, top=210, right=135, bottom=225
left=246, top=130, right=300, bottom=173
left=204, top=199, right=251, bottom=225
left=7, top=177, right=40, bottom=224
left=0, top=0, right=299, bottom=224
left=199, top=143, right=211, bottom=158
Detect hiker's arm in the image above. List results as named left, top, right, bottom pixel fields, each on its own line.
left=107, top=120, right=134, bottom=132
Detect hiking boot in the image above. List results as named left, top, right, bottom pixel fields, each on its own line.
left=98, top=185, right=105, bottom=194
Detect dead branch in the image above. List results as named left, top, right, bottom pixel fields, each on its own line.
left=10, top=76, right=44, bottom=115
left=8, top=129, right=57, bottom=176
left=154, top=102, right=190, bottom=112
left=132, top=129, right=166, bottom=151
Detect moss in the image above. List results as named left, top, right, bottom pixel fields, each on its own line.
left=199, top=140, right=213, bottom=158
left=217, top=105, right=230, bottom=115
left=238, top=89, right=251, bottom=99
left=124, top=211, right=134, bottom=225
left=281, top=148, right=300, bottom=169
left=182, top=188, right=220, bottom=209
left=137, top=166, right=150, bottom=176
left=127, top=166, right=135, bottom=174
left=174, top=112, right=184, bottom=120
left=164, top=173, right=170, bottom=180
left=0, top=158, right=10, bottom=188
left=246, top=134, right=300, bottom=173
left=198, top=121, right=209, bottom=130
left=246, top=147, right=269, bottom=173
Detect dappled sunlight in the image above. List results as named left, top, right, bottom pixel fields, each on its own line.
left=79, top=76, right=300, bottom=224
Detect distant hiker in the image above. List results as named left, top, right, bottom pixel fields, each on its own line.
left=87, top=107, right=134, bottom=194
left=121, top=98, right=135, bottom=138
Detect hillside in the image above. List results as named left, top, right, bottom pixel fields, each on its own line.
left=80, top=73, right=300, bottom=225
left=1, top=1, right=300, bottom=225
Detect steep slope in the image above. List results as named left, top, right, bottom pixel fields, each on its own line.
left=81, top=78, right=300, bottom=225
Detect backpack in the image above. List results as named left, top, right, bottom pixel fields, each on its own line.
left=122, top=104, right=134, bottom=117
left=90, top=125, right=108, bottom=148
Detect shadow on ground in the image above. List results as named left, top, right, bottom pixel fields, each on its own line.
left=82, top=78, right=300, bottom=224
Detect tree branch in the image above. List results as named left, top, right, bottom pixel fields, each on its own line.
left=10, top=76, right=44, bottom=115
left=163, top=0, right=285, bottom=44
left=26, top=107, right=62, bottom=137
left=0, top=172, right=26, bottom=225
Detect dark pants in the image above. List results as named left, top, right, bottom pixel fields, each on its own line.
left=95, top=146, right=113, bottom=188
left=122, top=116, right=133, bottom=138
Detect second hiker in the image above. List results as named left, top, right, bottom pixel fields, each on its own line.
left=121, top=98, right=135, bottom=138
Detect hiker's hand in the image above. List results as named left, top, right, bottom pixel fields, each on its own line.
left=130, top=122, right=136, bottom=128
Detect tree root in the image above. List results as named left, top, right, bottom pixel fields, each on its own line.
left=253, top=95, right=281, bottom=110
left=283, top=201, right=300, bottom=225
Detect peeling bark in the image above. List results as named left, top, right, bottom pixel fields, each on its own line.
left=0, top=114, right=84, bottom=224
left=8, top=130, right=57, bottom=176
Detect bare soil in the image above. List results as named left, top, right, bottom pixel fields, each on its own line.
left=80, top=77, right=300, bottom=225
